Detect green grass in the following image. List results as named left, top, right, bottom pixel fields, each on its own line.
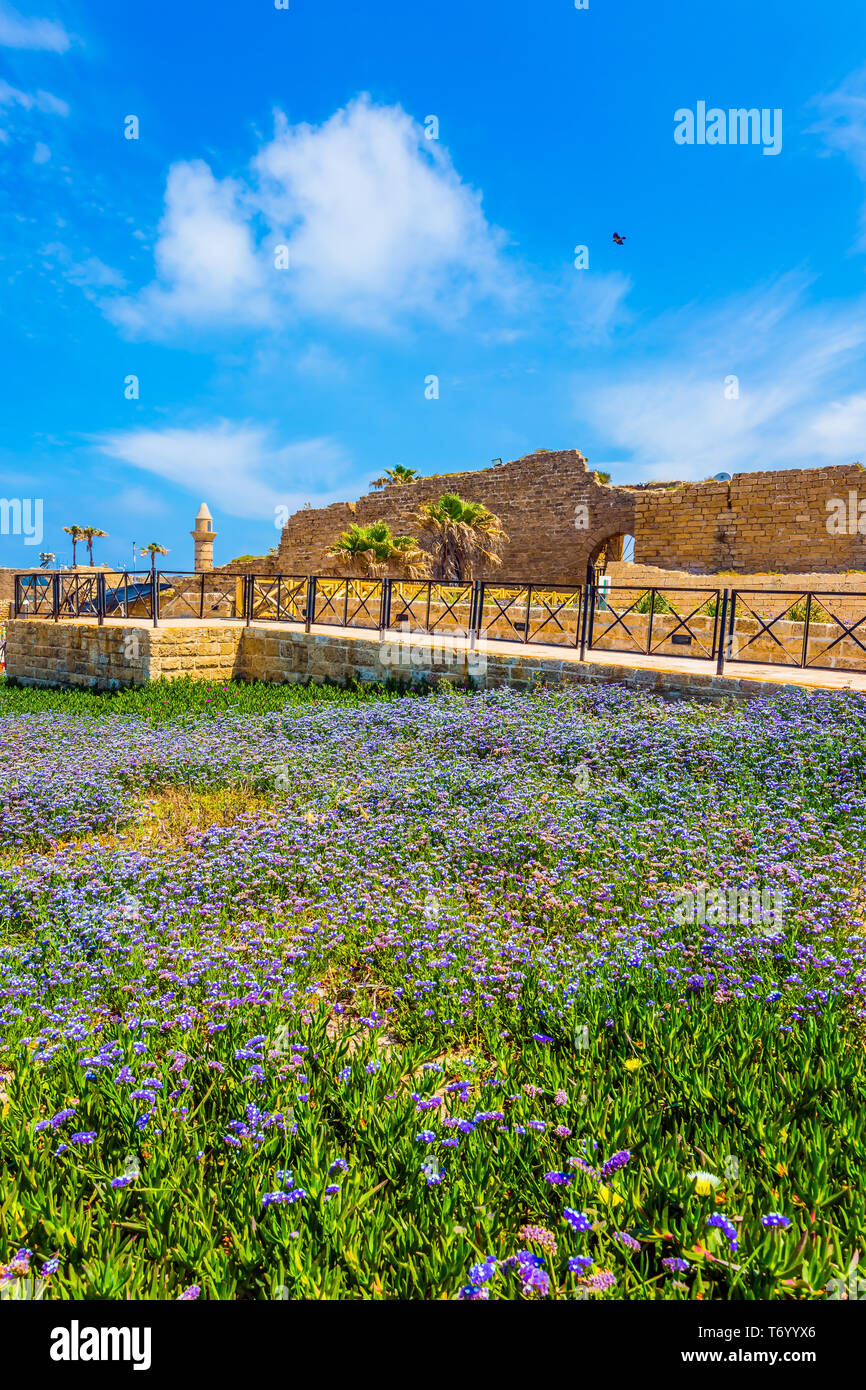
left=0, top=674, right=424, bottom=724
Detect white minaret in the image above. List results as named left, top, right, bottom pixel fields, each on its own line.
left=190, top=502, right=217, bottom=571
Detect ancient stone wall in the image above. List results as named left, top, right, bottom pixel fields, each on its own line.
left=275, top=450, right=639, bottom=583
left=273, top=453, right=866, bottom=581
left=606, top=561, right=866, bottom=591
left=633, top=465, right=866, bottom=574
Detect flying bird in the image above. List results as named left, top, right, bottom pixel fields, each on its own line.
left=612, top=233, right=626, bottom=245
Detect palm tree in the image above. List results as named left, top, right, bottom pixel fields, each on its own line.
left=370, top=464, right=420, bottom=489
left=414, top=494, right=507, bottom=582
left=327, top=521, right=427, bottom=578
left=63, top=524, right=85, bottom=567
left=81, top=526, right=108, bottom=567
left=140, top=542, right=169, bottom=585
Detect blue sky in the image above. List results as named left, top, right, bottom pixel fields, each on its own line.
left=2, top=0, right=866, bottom=570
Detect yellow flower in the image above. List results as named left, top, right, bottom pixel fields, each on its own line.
left=624, top=1059, right=642, bottom=1073
left=597, top=1185, right=623, bottom=1207
left=687, top=1170, right=722, bottom=1196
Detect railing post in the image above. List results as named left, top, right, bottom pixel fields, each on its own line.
left=473, top=580, right=483, bottom=647
left=586, top=584, right=596, bottom=652
left=153, top=569, right=159, bottom=629
left=305, top=576, right=315, bottom=633
left=245, top=573, right=252, bottom=627
left=578, top=586, right=588, bottom=659
left=800, top=592, right=812, bottom=669
left=52, top=573, right=60, bottom=623
left=715, top=590, right=729, bottom=674
left=13, top=575, right=20, bottom=619
left=523, top=584, right=532, bottom=643
left=646, top=587, right=656, bottom=656
left=199, top=573, right=205, bottom=620
left=97, top=572, right=105, bottom=627
left=380, top=577, right=391, bottom=639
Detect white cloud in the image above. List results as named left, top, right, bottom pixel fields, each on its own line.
left=106, top=96, right=510, bottom=337
left=810, top=68, right=866, bottom=246
left=560, top=269, right=633, bottom=343
left=106, top=161, right=272, bottom=336
left=811, top=68, right=866, bottom=178
left=0, top=80, right=68, bottom=116
left=42, top=242, right=126, bottom=297
left=0, top=3, right=70, bottom=51
left=254, top=94, right=507, bottom=325
left=806, top=392, right=866, bottom=459
left=93, top=422, right=354, bottom=521
left=574, top=277, right=866, bottom=478
left=0, top=80, right=68, bottom=152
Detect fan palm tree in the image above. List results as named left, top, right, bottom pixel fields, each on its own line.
left=414, top=494, right=507, bottom=582
left=63, top=524, right=85, bottom=567
left=81, top=526, right=108, bottom=567
left=370, top=464, right=420, bottom=489
left=139, top=542, right=169, bottom=584
left=327, top=521, right=427, bottom=578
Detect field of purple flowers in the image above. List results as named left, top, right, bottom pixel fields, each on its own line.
left=1, top=679, right=865, bottom=1300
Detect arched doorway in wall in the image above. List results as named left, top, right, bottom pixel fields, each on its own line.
left=586, top=532, right=635, bottom=584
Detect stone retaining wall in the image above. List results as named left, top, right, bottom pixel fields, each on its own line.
left=5, top=618, right=858, bottom=704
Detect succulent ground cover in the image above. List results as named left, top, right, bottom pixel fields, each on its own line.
left=0, top=677, right=864, bottom=1300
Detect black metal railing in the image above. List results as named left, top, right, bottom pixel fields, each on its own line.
left=585, top=585, right=721, bottom=662
left=726, top=590, right=866, bottom=672
left=387, top=580, right=476, bottom=637
left=10, top=572, right=866, bottom=677
left=247, top=575, right=309, bottom=626
left=476, top=582, right=584, bottom=648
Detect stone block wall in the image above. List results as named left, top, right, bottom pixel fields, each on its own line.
left=275, top=450, right=640, bottom=584
left=6, top=616, right=857, bottom=704
left=271, top=454, right=866, bottom=582
left=5, top=621, right=155, bottom=688
left=5, top=621, right=245, bottom=688
left=633, top=465, right=866, bottom=574
left=606, top=561, right=866, bottom=592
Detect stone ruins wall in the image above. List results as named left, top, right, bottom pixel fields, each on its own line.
left=606, top=562, right=866, bottom=592
left=275, top=450, right=641, bottom=583
left=272, top=453, right=866, bottom=581
left=633, top=465, right=866, bottom=575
